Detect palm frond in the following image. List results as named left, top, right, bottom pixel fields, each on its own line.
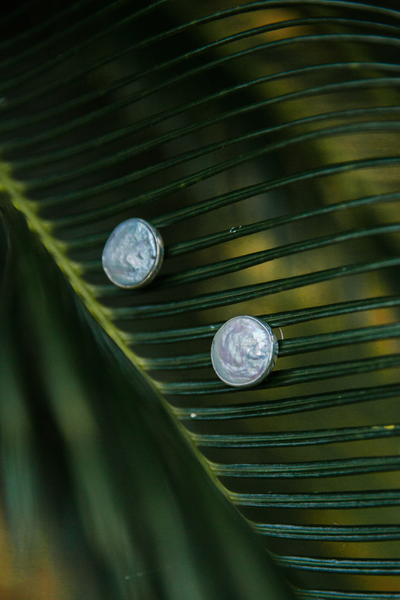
left=1, top=0, right=400, bottom=598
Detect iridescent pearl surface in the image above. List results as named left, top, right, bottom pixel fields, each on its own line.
left=211, top=316, right=278, bottom=388
left=102, top=218, right=164, bottom=288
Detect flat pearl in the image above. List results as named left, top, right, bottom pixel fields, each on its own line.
left=211, top=316, right=278, bottom=388
left=102, top=218, right=164, bottom=288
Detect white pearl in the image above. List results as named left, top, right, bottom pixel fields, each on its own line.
left=102, top=218, right=164, bottom=288
left=211, top=316, right=278, bottom=388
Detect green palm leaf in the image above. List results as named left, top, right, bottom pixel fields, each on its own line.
left=1, top=0, right=400, bottom=598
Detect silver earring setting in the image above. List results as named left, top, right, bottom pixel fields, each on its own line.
left=102, top=218, right=164, bottom=289
left=211, top=316, right=278, bottom=388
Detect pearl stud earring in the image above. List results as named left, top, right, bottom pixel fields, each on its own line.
left=211, top=316, right=278, bottom=388
left=102, top=218, right=164, bottom=289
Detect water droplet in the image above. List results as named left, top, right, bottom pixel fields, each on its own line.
left=190, top=412, right=197, bottom=418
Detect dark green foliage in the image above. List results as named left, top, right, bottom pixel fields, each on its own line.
left=1, top=0, right=400, bottom=598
